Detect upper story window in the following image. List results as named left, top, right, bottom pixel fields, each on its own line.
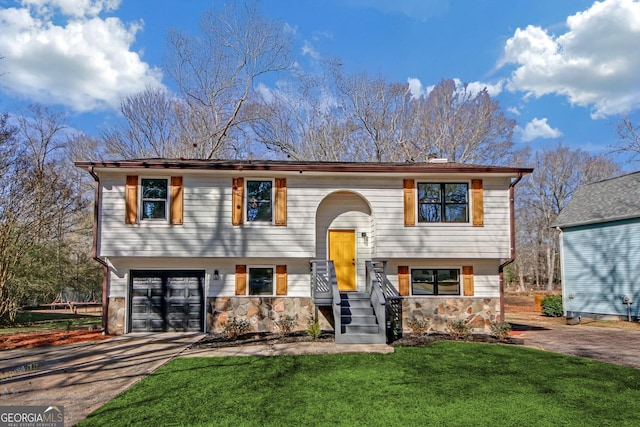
left=247, top=180, right=273, bottom=222
left=418, top=182, right=468, bottom=223
left=411, top=268, right=460, bottom=296
left=141, top=179, right=168, bottom=220
left=125, top=175, right=183, bottom=225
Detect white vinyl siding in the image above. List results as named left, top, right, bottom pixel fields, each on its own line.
left=99, top=172, right=511, bottom=260
left=107, top=257, right=312, bottom=299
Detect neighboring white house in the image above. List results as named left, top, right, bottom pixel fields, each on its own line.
left=554, top=171, right=640, bottom=321
left=76, top=159, right=531, bottom=343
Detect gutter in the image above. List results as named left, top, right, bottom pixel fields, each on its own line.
left=498, top=172, right=525, bottom=322
left=87, top=167, right=110, bottom=334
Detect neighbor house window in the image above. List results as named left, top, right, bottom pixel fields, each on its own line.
left=418, top=183, right=468, bottom=223
left=246, top=180, right=272, bottom=222
left=248, top=267, right=274, bottom=295
left=411, top=268, right=460, bottom=296
left=141, top=178, right=168, bottom=220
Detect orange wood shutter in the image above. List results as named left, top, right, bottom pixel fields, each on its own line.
left=398, top=266, right=410, bottom=296
left=170, top=176, right=184, bottom=225
left=232, top=177, right=244, bottom=226
left=403, top=179, right=415, bottom=226
left=125, top=175, right=138, bottom=224
left=471, top=179, right=484, bottom=227
left=463, top=266, right=474, bottom=296
left=276, top=265, right=287, bottom=295
left=275, top=178, right=287, bottom=226
left=235, top=265, right=247, bottom=295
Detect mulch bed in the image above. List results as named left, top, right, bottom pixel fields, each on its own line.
left=191, top=330, right=524, bottom=349
left=0, top=329, right=111, bottom=350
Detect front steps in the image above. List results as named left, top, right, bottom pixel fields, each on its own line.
left=336, top=292, right=386, bottom=344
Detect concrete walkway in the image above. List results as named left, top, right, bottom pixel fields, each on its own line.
left=182, top=342, right=394, bottom=357
left=0, top=333, right=203, bottom=426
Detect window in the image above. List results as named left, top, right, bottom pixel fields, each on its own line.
left=411, top=268, right=460, bottom=296
left=141, top=179, right=168, bottom=220
left=246, top=180, right=272, bottom=222
left=418, top=183, right=468, bottom=223
left=248, top=267, right=274, bottom=295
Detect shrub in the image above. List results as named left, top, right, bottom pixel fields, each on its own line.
left=274, top=314, right=298, bottom=335
left=407, top=318, right=430, bottom=336
left=222, top=317, right=250, bottom=339
left=541, top=295, right=563, bottom=317
left=490, top=320, right=512, bottom=341
left=306, top=316, right=321, bottom=340
left=446, top=319, right=471, bottom=340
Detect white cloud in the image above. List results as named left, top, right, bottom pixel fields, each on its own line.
left=507, top=106, right=521, bottom=116
left=500, top=0, right=640, bottom=118
left=346, top=0, right=448, bottom=21
left=0, top=0, right=163, bottom=113
left=301, top=40, right=321, bottom=60
left=408, top=77, right=503, bottom=99
left=520, top=117, right=563, bottom=142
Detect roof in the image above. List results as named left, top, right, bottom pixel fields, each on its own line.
left=74, top=158, right=533, bottom=176
left=553, top=171, right=640, bottom=229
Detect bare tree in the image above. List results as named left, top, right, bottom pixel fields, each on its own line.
left=515, top=144, right=620, bottom=290
left=0, top=107, right=95, bottom=322
left=407, top=79, right=516, bottom=164
left=102, top=86, right=182, bottom=159
left=164, top=1, right=292, bottom=159
left=612, top=116, right=640, bottom=162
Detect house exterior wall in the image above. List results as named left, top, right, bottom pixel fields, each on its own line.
left=94, top=167, right=516, bottom=335
left=98, top=171, right=512, bottom=260
left=560, top=218, right=640, bottom=320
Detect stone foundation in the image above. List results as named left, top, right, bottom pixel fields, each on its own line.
left=206, top=297, right=331, bottom=334
left=401, top=298, right=500, bottom=334
left=107, top=297, right=126, bottom=335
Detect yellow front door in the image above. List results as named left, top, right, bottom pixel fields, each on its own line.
left=329, top=230, right=356, bottom=291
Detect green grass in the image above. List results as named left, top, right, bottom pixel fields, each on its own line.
left=0, top=310, right=101, bottom=334
left=80, top=342, right=640, bottom=427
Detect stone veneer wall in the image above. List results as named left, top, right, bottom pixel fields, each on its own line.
left=401, top=298, right=500, bottom=334
left=107, top=297, right=126, bottom=335
left=207, top=297, right=331, bottom=334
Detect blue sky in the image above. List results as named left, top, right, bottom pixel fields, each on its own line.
left=1, top=0, right=639, bottom=164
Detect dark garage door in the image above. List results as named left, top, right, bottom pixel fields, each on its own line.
left=130, top=270, right=204, bottom=332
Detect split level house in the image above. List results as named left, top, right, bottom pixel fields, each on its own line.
left=75, top=159, right=532, bottom=344
left=553, top=171, right=640, bottom=321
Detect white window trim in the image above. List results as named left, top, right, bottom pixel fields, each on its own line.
left=139, top=177, right=170, bottom=223
left=409, top=265, right=462, bottom=297
left=246, top=265, right=276, bottom=296
left=415, top=180, right=471, bottom=226
left=245, top=178, right=275, bottom=226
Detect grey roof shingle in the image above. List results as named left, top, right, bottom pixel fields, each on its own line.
left=553, top=171, right=640, bottom=228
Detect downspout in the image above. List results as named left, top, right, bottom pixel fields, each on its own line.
left=88, top=167, right=110, bottom=334
left=498, top=172, right=524, bottom=322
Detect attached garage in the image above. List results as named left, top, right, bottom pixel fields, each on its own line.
left=129, top=270, right=205, bottom=332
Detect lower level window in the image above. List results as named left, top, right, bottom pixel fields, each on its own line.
left=411, top=268, right=460, bottom=296
left=249, top=267, right=274, bottom=295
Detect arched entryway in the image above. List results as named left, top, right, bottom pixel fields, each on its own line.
left=315, top=191, right=374, bottom=291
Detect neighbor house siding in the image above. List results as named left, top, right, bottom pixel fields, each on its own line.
left=561, top=218, right=640, bottom=319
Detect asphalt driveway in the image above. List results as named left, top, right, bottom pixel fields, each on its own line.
left=0, top=332, right=203, bottom=426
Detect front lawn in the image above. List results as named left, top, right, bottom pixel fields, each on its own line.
left=80, top=341, right=640, bottom=426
